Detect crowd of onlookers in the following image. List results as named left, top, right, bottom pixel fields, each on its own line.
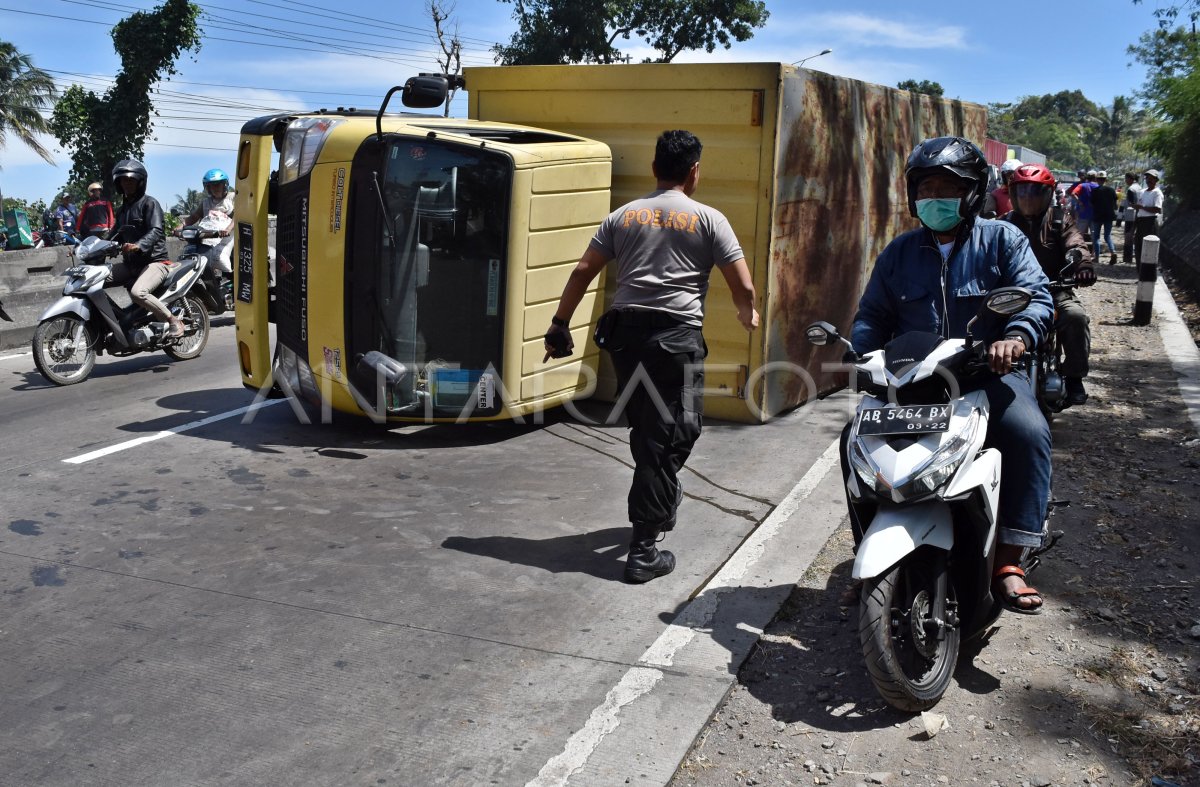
left=1063, top=168, right=1164, bottom=265
left=2, top=184, right=117, bottom=250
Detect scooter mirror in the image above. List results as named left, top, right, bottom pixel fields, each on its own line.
left=983, top=287, right=1033, bottom=317
left=805, top=321, right=840, bottom=346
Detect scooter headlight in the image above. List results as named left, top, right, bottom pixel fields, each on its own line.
left=848, top=440, right=882, bottom=497
left=893, top=410, right=981, bottom=499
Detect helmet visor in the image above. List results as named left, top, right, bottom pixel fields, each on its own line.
left=1012, top=182, right=1052, bottom=217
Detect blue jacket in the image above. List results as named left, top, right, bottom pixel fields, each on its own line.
left=851, top=218, right=1052, bottom=354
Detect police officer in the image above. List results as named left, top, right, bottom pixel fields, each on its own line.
left=543, top=130, right=759, bottom=584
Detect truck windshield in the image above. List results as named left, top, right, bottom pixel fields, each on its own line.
left=351, top=138, right=511, bottom=415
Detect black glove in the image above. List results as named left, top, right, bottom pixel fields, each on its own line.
left=1075, top=265, right=1096, bottom=287
left=543, top=323, right=574, bottom=362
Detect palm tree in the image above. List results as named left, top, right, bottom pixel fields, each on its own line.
left=0, top=41, right=57, bottom=167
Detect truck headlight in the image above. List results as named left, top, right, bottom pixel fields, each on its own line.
left=279, top=118, right=343, bottom=185
left=274, top=344, right=321, bottom=404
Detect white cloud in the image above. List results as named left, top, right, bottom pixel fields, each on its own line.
left=804, top=13, right=967, bottom=50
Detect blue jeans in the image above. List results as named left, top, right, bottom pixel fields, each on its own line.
left=1090, top=220, right=1114, bottom=255
left=981, top=371, right=1052, bottom=548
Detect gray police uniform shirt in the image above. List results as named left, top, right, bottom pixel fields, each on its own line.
left=590, top=189, right=744, bottom=328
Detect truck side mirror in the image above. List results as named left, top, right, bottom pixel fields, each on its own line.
left=400, top=73, right=465, bottom=109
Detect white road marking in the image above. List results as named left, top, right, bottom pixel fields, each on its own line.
left=1153, top=277, right=1200, bottom=437
left=0, top=350, right=33, bottom=363
left=527, top=438, right=841, bottom=787
left=63, top=399, right=286, bottom=464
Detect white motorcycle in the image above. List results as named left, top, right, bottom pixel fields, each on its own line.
left=32, top=229, right=210, bottom=385
left=806, top=287, right=1060, bottom=711
left=178, top=211, right=235, bottom=315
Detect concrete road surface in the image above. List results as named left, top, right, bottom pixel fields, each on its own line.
left=0, top=321, right=849, bottom=786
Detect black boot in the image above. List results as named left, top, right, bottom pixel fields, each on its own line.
left=661, top=482, right=683, bottom=533
left=624, top=522, right=675, bottom=584
left=1065, top=377, right=1088, bottom=406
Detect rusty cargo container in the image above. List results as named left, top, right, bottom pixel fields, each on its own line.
left=464, top=63, right=987, bottom=423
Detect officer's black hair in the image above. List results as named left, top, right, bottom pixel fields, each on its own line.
left=654, top=130, right=703, bottom=184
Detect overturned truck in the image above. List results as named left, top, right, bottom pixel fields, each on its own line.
left=464, top=62, right=986, bottom=422
left=233, top=62, right=985, bottom=423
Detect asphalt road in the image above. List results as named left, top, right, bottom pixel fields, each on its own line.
left=0, top=319, right=849, bottom=786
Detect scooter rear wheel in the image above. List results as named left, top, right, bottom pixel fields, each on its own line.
left=164, top=295, right=210, bottom=361
left=33, top=315, right=96, bottom=385
left=860, top=550, right=960, bottom=712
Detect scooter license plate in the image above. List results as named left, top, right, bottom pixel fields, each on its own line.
left=857, top=404, right=951, bottom=436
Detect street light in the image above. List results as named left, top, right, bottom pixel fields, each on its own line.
left=792, top=49, right=832, bottom=68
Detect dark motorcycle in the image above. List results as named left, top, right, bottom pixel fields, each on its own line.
left=31, top=228, right=210, bottom=385
left=1031, top=252, right=1082, bottom=419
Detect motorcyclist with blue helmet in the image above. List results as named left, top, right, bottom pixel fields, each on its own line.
left=850, top=136, right=1054, bottom=615
left=178, top=168, right=235, bottom=274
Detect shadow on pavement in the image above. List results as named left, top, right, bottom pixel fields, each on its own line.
left=7, top=354, right=172, bottom=391
left=441, top=527, right=629, bottom=581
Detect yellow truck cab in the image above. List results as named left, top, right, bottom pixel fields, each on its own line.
left=234, top=79, right=611, bottom=422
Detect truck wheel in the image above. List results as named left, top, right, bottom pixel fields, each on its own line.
left=859, top=548, right=960, bottom=712
left=33, top=316, right=96, bottom=385
left=164, top=295, right=210, bottom=360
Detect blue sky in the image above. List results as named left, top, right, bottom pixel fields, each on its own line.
left=0, top=0, right=1168, bottom=206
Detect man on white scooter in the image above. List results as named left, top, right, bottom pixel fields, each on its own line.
left=177, top=168, right=235, bottom=277
left=850, top=137, right=1053, bottom=614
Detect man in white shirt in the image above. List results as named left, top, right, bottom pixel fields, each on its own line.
left=1134, top=169, right=1164, bottom=265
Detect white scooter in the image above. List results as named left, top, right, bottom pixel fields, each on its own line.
left=806, top=287, right=1060, bottom=712
left=178, top=211, right=235, bottom=315
left=32, top=228, right=210, bottom=385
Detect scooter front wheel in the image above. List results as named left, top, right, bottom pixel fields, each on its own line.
left=860, top=549, right=960, bottom=712
left=33, top=315, right=97, bottom=385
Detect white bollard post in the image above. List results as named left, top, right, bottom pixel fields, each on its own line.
left=1133, top=235, right=1160, bottom=326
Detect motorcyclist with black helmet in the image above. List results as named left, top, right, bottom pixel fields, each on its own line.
left=1002, top=163, right=1094, bottom=406
left=109, top=159, right=185, bottom=338
left=850, top=136, right=1054, bottom=614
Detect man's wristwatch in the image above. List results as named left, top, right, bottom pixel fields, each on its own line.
left=551, top=316, right=568, bottom=327
left=1004, top=333, right=1027, bottom=347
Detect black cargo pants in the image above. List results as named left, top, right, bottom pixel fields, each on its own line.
left=600, top=308, right=706, bottom=529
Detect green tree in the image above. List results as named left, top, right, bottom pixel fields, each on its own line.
left=494, top=0, right=768, bottom=65
left=0, top=41, right=57, bottom=167
left=2, top=196, right=48, bottom=219
left=1129, top=4, right=1197, bottom=203
left=171, top=187, right=202, bottom=216
left=50, top=0, right=201, bottom=192
left=897, top=79, right=944, bottom=97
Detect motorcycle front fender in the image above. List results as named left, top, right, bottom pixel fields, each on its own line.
left=852, top=501, right=953, bottom=580
left=38, top=295, right=91, bottom=323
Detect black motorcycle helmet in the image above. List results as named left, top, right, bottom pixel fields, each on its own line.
left=112, top=158, right=148, bottom=198
left=904, top=136, right=989, bottom=220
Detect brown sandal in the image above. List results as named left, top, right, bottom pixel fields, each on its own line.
left=993, top=564, right=1043, bottom=616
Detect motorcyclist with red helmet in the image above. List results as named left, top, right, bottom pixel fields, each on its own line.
left=1002, top=163, right=1094, bottom=406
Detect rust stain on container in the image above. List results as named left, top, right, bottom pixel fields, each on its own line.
left=763, top=71, right=985, bottom=416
